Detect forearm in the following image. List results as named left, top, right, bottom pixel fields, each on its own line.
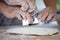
left=44, top=0, right=57, bottom=12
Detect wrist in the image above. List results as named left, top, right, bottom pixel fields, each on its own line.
left=47, top=6, right=57, bottom=13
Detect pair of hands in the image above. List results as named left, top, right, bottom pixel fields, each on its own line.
left=2, top=0, right=56, bottom=23
left=3, top=0, right=36, bottom=22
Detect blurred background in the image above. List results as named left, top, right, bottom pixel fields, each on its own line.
left=57, top=0, right=60, bottom=12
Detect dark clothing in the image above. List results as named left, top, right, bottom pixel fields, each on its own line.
left=0, top=13, right=22, bottom=26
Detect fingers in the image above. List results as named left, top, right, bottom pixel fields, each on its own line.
left=25, top=12, right=33, bottom=23
left=37, top=8, right=46, bottom=20
left=25, top=0, right=37, bottom=13
left=30, top=9, right=37, bottom=16
left=15, top=9, right=33, bottom=22
left=4, top=0, right=29, bottom=11
left=37, top=7, right=56, bottom=23
left=20, top=0, right=29, bottom=11
left=37, top=12, right=56, bottom=23
left=30, top=0, right=36, bottom=4
left=45, top=13, right=54, bottom=23
left=4, top=0, right=37, bottom=15
left=41, top=12, right=49, bottom=22
left=4, top=0, right=19, bottom=5
left=15, top=10, right=26, bottom=20
left=16, top=13, right=22, bottom=20
left=51, top=15, right=56, bottom=21
left=17, top=10, right=27, bottom=20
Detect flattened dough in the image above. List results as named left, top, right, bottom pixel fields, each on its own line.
left=6, top=27, right=58, bottom=35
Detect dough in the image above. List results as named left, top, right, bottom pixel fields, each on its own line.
left=22, top=18, right=39, bottom=26
left=6, top=27, right=58, bottom=35
left=22, top=19, right=29, bottom=26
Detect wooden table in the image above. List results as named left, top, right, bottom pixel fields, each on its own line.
left=0, top=16, right=60, bottom=40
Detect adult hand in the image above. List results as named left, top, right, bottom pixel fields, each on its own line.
left=37, top=7, right=56, bottom=23
left=4, top=0, right=29, bottom=11
left=4, top=0, right=37, bottom=15
left=2, top=5, right=33, bottom=22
